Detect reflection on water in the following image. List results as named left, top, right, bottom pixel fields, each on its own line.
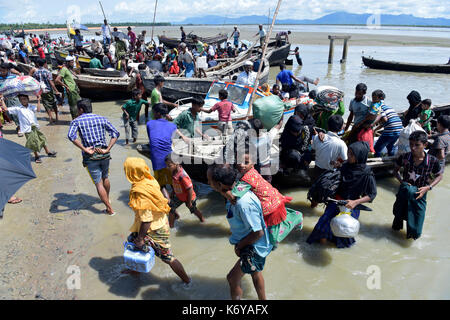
left=73, top=74, right=450, bottom=300
left=269, top=44, right=450, bottom=114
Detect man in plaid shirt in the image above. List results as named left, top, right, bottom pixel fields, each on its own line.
left=68, top=99, right=120, bottom=216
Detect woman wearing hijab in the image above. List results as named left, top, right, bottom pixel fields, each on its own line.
left=280, top=113, right=314, bottom=177
left=403, top=90, right=422, bottom=126
left=124, top=157, right=191, bottom=286
left=306, top=141, right=377, bottom=248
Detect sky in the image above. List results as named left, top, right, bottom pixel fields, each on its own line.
left=0, top=0, right=449, bottom=24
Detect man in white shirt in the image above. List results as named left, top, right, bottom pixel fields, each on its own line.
left=236, top=61, right=257, bottom=87
left=254, top=25, right=266, bottom=47
left=178, top=43, right=195, bottom=78
left=312, top=115, right=347, bottom=175
left=102, top=19, right=111, bottom=47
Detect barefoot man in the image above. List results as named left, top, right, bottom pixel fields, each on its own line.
left=67, top=99, right=120, bottom=216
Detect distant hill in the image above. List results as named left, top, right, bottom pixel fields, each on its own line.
left=179, top=12, right=450, bottom=27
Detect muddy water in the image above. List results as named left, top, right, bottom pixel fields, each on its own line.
left=2, top=99, right=448, bottom=300
left=1, top=41, right=449, bottom=299
left=269, top=44, right=450, bottom=110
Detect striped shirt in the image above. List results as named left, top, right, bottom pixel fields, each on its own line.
left=380, top=104, right=403, bottom=136
left=68, top=113, right=120, bottom=154
left=33, top=68, right=53, bottom=92
left=396, top=152, right=441, bottom=188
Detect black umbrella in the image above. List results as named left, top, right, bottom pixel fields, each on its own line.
left=111, top=31, right=129, bottom=41
left=0, top=138, right=37, bottom=217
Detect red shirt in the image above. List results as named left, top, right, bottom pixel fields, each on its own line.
left=241, top=168, right=291, bottom=226
left=172, top=167, right=196, bottom=202
left=32, top=37, right=39, bottom=47
left=136, top=52, right=145, bottom=62
left=210, top=99, right=234, bottom=122
left=38, top=47, right=45, bottom=59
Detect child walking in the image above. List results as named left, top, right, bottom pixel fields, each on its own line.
left=121, top=89, right=149, bottom=144
left=1, top=94, right=57, bottom=163
left=165, top=153, right=205, bottom=228
left=392, top=131, right=443, bottom=240
left=201, top=89, right=236, bottom=136
left=124, top=157, right=191, bottom=287
left=234, top=150, right=303, bottom=248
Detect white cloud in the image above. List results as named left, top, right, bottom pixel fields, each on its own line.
left=0, top=0, right=449, bottom=23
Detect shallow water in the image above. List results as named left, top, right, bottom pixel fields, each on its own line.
left=66, top=100, right=449, bottom=300
left=2, top=30, right=449, bottom=300
left=269, top=44, right=450, bottom=111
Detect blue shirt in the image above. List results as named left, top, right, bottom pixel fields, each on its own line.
left=226, top=191, right=273, bottom=258
left=146, top=118, right=177, bottom=171
left=276, top=69, right=294, bottom=86
left=74, top=34, right=83, bottom=47
left=68, top=113, right=120, bottom=154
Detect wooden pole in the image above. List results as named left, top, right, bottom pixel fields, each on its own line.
left=246, top=0, right=283, bottom=119
left=328, top=36, right=334, bottom=64
left=151, top=0, right=158, bottom=44
left=341, top=38, right=348, bottom=63
left=99, top=1, right=112, bottom=39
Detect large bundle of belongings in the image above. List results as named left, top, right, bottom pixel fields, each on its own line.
left=253, top=95, right=290, bottom=131
left=0, top=75, right=41, bottom=98
left=313, top=85, right=344, bottom=112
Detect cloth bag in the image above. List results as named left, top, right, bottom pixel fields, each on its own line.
left=253, top=95, right=287, bottom=130
left=330, top=209, right=360, bottom=238
left=397, top=119, right=425, bottom=154
left=0, top=76, right=41, bottom=98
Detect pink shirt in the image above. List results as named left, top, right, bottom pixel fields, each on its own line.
left=210, top=100, right=234, bottom=122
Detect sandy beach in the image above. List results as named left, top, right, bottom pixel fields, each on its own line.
left=1, top=24, right=449, bottom=300
left=23, top=25, right=450, bottom=47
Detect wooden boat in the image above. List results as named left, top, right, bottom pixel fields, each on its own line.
left=166, top=80, right=296, bottom=130
left=16, top=61, right=135, bottom=100
left=83, top=68, right=126, bottom=78
left=28, top=53, right=53, bottom=65
left=265, top=42, right=291, bottom=66
left=137, top=101, right=450, bottom=187
left=158, top=33, right=228, bottom=49
left=143, top=57, right=270, bottom=102
left=362, top=56, right=450, bottom=74
left=54, top=49, right=91, bottom=69
left=74, top=74, right=135, bottom=100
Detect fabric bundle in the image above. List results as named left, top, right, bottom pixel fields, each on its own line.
left=0, top=76, right=41, bottom=98
left=314, top=86, right=344, bottom=112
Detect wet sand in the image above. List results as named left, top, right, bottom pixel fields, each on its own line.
left=29, top=25, right=450, bottom=48
left=153, top=26, right=450, bottom=47
left=1, top=97, right=449, bottom=300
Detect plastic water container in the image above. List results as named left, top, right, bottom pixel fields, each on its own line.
left=123, top=241, right=155, bottom=273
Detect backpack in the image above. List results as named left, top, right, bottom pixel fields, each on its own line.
left=307, top=169, right=341, bottom=204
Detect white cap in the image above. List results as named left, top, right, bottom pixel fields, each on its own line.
left=65, top=56, right=74, bottom=62
left=244, top=60, right=253, bottom=66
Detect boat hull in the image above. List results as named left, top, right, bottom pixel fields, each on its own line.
left=158, top=34, right=228, bottom=49
left=362, top=56, right=450, bottom=74
left=265, top=43, right=291, bottom=66
left=143, top=78, right=214, bottom=102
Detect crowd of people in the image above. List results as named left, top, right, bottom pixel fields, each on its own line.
left=1, top=26, right=449, bottom=301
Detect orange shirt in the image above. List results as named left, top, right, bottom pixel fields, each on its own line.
left=172, top=167, right=196, bottom=202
